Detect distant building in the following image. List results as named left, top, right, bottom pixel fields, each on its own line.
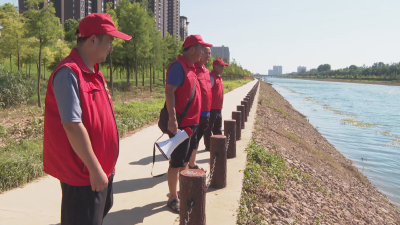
left=149, top=0, right=168, bottom=37
left=179, top=16, right=188, bottom=41
left=268, top=69, right=274, bottom=75
left=167, top=0, right=180, bottom=40
left=297, top=66, right=306, bottom=73
left=210, top=45, right=230, bottom=62
left=19, top=0, right=119, bottom=25
left=273, top=65, right=282, bottom=75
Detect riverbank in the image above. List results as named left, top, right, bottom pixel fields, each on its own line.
left=238, top=80, right=400, bottom=224
left=281, top=77, right=400, bottom=86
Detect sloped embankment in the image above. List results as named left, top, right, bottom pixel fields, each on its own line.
left=238, top=81, right=400, bottom=224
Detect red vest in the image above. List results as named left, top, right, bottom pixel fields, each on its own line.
left=166, top=55, right=201, bottom=127
left=210, top=70, right=224, bottom=110
left=194, top=62, right=212, bottom=112
left=43, top=49, right=119, bottom=186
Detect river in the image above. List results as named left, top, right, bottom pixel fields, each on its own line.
left=262, top=77, right=400, bottom=209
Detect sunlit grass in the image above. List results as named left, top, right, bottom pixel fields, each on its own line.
left=340, top=118, right=377, bottom=128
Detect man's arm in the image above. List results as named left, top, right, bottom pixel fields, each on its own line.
left=166, top=84, right=178, bottom=135
left=63, top=123, right=108, bottom=191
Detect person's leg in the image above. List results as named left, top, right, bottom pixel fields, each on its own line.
left=204, top=110, right=218, bottom=150
left=167, top=133, right=191, bottom=212
left=189, top=118, right=208, bottom=167
left=212, top=110, right=222, bottom=135
left=103, top=175, right=114, bottom=218
left=61, top=180, right=110, bottom=225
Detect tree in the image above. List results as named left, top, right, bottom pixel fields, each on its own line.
left=317, top=64, right=331, bottom=72
left=115, top=0, right=150, bottom=87
left=64, top=18, right=79, bottom=43
left=24, top=0, right=63, bottom=107
left=48, top=39, right=70, bottom=72
left=41, top=46, right=54, bottom=80
left=349, top=65, right=358, bottom=70
left=0, top=4, right=25, bottom=72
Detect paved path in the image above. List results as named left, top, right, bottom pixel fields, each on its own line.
left=0, top=80, right=259, bottom=225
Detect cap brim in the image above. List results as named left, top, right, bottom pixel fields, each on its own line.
left=200, top=41, right=213, bottom=47
left=109, top=30, right=132, bottom=41
left=222, top=63, right=229, bottom=66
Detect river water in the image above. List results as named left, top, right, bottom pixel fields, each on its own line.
left=262, top=77, right=400, bottom=209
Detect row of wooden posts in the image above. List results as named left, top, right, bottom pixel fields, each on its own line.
left=179, top=80, right=260, bottom=225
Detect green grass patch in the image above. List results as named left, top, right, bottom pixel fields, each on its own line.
left=0, top=138, right=44, bottom=192
left=223, top=79, right=252, bottom=93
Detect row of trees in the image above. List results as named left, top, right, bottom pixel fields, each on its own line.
left=283, top=62, right=400, bottom=81
left=0, top=0, right=252, bottom=108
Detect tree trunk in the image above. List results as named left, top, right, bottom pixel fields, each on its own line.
left=153, top=65, right=155, bottom=84
left=150, top=63, right=152, bottom=92
left=37, top=42, right=42, bottom=108
left=26, top=63, right=27, bottom=74
left=9, top=54, right=12, bottom=71
left=135, top=56, right=138, bottom=87
left=119, top=68, right=121, bottom=79
left=17, top=54, right=20, bottom=72
left=127, top=58, right=130, bottom=87
left=29, top=64, right=31, bottom=77
left=43, top=61, right=46, bottom=80
left=163, top=62, right=166, bottom=86
left=142, top=64, right=144, bottom=87
left=109, top=53, right=114, bottom=96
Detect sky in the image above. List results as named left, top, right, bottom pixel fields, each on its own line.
left=2, top=0, right=400, bottom=74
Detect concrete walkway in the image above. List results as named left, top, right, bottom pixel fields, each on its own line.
left=0, top=80, right=259, bottom=225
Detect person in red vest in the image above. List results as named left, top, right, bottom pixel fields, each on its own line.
left=204, top=58, right=229, bottom=150
left=165, top=35, right=211, bottom=213
left=43, top=13, right=131, bottom=225
left=188, top=46, right=212, bottom=172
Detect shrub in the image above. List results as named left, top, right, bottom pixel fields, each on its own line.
left=0, top=67, right=35, bottom=108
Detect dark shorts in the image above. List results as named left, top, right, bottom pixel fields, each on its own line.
left=60, top=175, right=114, bottom=225
left=193, top=116, right=210, bottom=149
left=169, top=125, right=198, bottom=168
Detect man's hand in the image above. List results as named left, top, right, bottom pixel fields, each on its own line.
left=168, top=118, right=178, bottom=135
left=89, top=169, right=108, bottom=192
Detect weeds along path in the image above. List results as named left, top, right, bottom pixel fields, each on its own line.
left=0, top=79, right=251, bottom=193
left=237, top=81, right=400, bottom=224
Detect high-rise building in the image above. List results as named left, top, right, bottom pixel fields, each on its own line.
left=19, top=0, right=119, bottom=25
left=210, top=45, right=230, bottom=62
left=273, top=65, right=282, bottom=75
left=167, top=0, right=180, bottom=40
left=149, top=0, right=168, bottom=37
left=268, top=69, right=274, bottom=75
left=179, top=16, right=188, bottom=41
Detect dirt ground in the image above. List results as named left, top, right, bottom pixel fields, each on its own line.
left=250, top=81, right=400, bottom=224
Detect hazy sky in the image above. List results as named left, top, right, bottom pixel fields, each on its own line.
left=2, top=0, right=400, bottom=74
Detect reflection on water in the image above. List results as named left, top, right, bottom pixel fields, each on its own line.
left=263, top=78, right=400, bottom=209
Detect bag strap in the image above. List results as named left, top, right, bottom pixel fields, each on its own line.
left=177, top=79, right=196, bottom=125
left=151, top=133, right=166, bottom=177
left=152, top=79, right=196, bottom=177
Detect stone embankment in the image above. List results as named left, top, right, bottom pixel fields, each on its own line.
left=246, top=80, right=400, bottom=224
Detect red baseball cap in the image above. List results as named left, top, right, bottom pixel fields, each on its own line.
left=213, top=58, right=229, bottom=67
left=77, top=13, right=132, bottom=41
left=183, top=35, right=212, bottom=48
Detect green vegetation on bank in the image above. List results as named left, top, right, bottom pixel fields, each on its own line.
left=282, top=62, right=400, bottom=82
left=237, top=142, right=305, bottom=224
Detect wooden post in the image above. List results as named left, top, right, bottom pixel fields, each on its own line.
left=180, top=169, right=206, bottom=225
left=210, top=135, right=227, bottom=189
left=224, top=120, right=236, bottom=159
left=236, top=105, right=245, bottom=129
left=245, top=97, right=250, bottom=115
left=243, top=98, right=249, bottom=119
left=232, top=111, right=242, bottom=140
left=241, top=100, right=248, bottom=122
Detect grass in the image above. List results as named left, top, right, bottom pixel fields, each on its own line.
left=237, top=141, right=299, bottom=224
left=0, top=69, right=253, bottom=193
